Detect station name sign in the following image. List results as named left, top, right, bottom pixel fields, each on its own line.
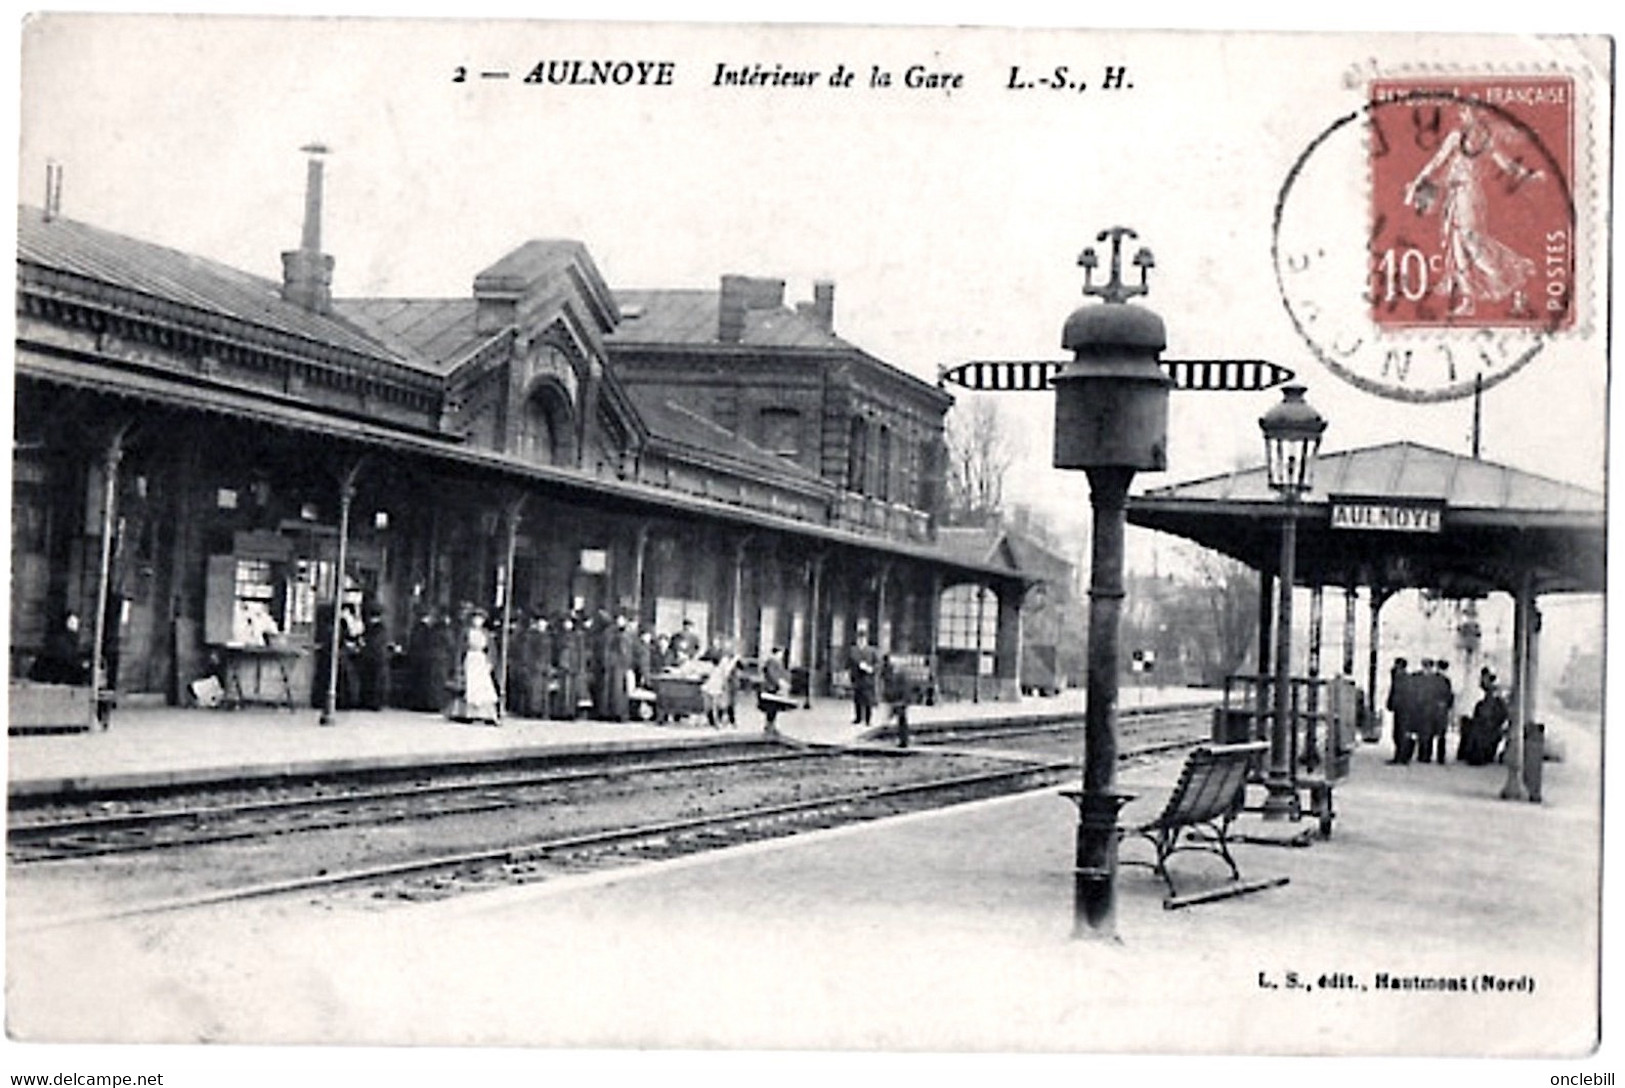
left=1329, top=496, right=1444, bottom=534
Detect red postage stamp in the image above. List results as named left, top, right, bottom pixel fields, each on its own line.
left=1368, top=76, right=1575, bottom=331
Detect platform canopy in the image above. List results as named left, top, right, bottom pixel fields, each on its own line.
left=1127, top=441, right=1605, bottom=597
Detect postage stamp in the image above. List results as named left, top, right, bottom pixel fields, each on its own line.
left=1367, top=76, right=1575, bottom=332
left=1273, top=67, right=1592, bottom=404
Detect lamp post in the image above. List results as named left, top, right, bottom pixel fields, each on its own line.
left=1258, top=385, right=1326, bottom=819
left=1052, top=228, right=1171, bottom=938
left=937, top=229, right=1296, bottom=937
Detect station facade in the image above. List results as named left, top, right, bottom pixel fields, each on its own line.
left=11, top=165, right=1036, bottom=713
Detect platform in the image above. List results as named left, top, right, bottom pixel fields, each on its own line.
left=6, top=698, right=1602, bottom=1057
left=6, top=686, right=1213, bottom=798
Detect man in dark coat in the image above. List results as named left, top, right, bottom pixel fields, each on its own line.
left=1430, top=661, right=1456, bottom=764
left=358, top=605, right=391, bottom=710
left=515, top=613, right=553, bottom=719
left=1461, top=668, right=1509, bottom=765
left=848, top=632, right=880, bottom=727
left=605, top=613, right=635, bottom=722
left=406, top=609, right=444, bottom=712
left=1385, top=657, right=1416, bottom=764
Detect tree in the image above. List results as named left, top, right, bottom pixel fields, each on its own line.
left=1190, top=546, right=1259, bottom=683
left=943, top=399, right=1015, bottom=526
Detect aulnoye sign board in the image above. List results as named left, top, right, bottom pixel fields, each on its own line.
left=1328, top=496, right=1445, bottom=533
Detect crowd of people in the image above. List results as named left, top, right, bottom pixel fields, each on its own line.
left=372, top=605, right=798, bottom=732
left=1385, top=656, right=1510, bottom=767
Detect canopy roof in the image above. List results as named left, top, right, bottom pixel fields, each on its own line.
left=1128, top=441, right=1605, bottom=596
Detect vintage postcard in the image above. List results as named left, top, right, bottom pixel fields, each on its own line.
left=6, top=12, right=1613, bottom=1083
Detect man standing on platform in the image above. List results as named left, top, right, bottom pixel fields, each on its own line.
left=1431, top=660, right=1455, bottom=764
left=1414, top=659, right=1439, bottom=763
left=847, top=630, right=880, bottom=727
left=1386, top=656, right=1416, bottom=765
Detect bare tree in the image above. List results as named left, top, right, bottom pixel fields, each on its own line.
left=944, top=399, right=1015, bottom=526
left=1191, top=546, right=1259, bottom=683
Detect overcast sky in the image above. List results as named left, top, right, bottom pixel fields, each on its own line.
left=17, top=20, right=1610, bottom=534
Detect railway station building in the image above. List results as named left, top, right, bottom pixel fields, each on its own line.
left=10, top=162, right=1039, bottom=721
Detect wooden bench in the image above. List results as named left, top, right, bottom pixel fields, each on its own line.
left=1067, top=741, right=1288, bottom=909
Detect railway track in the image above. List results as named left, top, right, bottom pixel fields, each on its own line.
left=9, top=703, right=1215, bottom=928
left=8, top=746, right=826, bottom=864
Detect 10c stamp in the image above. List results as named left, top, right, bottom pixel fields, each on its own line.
left=1274, top=71, right=1582, bottom=403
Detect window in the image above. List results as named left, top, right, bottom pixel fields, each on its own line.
left=938, top=584, right=997, bottom=651
left=516, top=384, right=575, bottom=465
left=877, top=425, right=892, bottom=502
left=847, top=417, right=869, bottom=494
left=760, top=408, right=802, bottom=458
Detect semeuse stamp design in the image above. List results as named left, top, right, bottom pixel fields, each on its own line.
left=1369, top=76, right=1574, bottom=331
left=1273, top=73, right=1581, bottom=404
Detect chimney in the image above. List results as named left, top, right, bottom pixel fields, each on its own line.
left=43, top=161, right=63, bottom=222
left=717, top=275, right=785, bottom=342
left=718, top=275, right=749, bottom=343
left=280, top=144, right=335, bottom=313
left=796, top=280, right=835, bottom=333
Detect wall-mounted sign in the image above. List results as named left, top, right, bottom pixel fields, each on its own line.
left=1329, top=497, right=1443, bottom=534
left=579, top=548, right=608, bottom=574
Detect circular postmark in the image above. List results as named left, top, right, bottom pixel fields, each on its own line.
left=1273, top=77, right=1577, bottom=404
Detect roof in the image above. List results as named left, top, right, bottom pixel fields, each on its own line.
left=17, top=205, right=408, bottom=370
left=333, top=298, right=483, bottom=375
left=937, top=523, right=1074, bottom=584
left=1138, top=441, right=1603, bottom=514
left=1128, top=441, right=1604, bottom=595
left=936, top=525, right=1021, bottom=575
left=624, top=387, right=831, bottom=494
left=17, top=350, right=1021, bottom=584
left=609, top=288, right=853, bottom=350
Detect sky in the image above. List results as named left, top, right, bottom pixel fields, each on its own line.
left=15, top=18, right=1611, bottom=539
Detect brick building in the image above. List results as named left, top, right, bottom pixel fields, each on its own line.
left=10, top=155, right=1037, bottom=721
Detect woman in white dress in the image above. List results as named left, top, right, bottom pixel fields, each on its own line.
left=460, top=609, right=501, bottom=725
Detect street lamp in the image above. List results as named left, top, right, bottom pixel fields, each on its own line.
left=1052, top=228, right=1171, bottom=938
left=1258, top=384, right=1327, bottom=819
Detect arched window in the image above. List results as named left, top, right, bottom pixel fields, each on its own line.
left=516, top=383, right=576, bottom=466
left=847, top=417, right=869, bottom=494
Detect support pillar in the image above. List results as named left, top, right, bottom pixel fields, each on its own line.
left=632, top=524, right=650, bottom=622
left=1072, top=466, right=1135, bottom=940
left=1342, top=585, right=1357, bottom=678
left=1367, top=584, right=1387, bottom=732
left=731, top=535, right=751, bottom=643
left=1501, top=571, right=1537, bottom=801
left=497, top=495, right=524, bottom=721
left=320, top=457, right=365, bottom=726
left=804, top=555, right=824, bottom=707
left=1262, top=507, right=1298, bottom=820
left=1256, top=569, right=1275, bottom=678
left=90, top=422, right=133, bottom=729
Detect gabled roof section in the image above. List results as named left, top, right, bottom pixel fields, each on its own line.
left=334, top=240, right=620, bottom=378
left=1138, top=440, right=1603, bottom=515
left=17, top=205, right=409, bottom=369
left=625, top=386, right=831, bottom=495
left=475, top=239, right=619, bottom=335
left=936, top=525, right=1018, bottom=573
left=610, top=288, right=852, bottom=350
left=333, top=298, right=481, bottom=374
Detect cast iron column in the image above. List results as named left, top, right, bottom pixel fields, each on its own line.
left=90, top=422, right=132, bottom=729
left=1262, top=502, right=1298, bottom=817
left=320, top=459, right=364, bottom=727
left=1075, top=466, right=1134, bottom=935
